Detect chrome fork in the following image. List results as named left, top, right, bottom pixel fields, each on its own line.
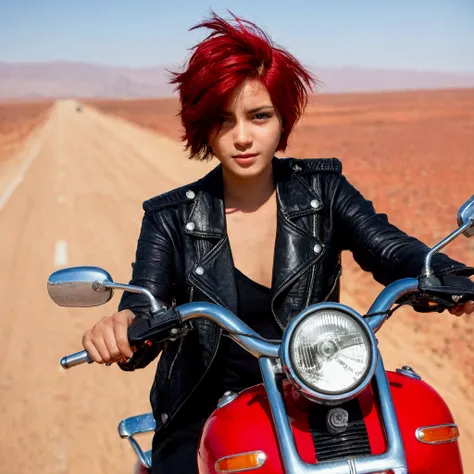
left=259, top=352, right=408, bottom=474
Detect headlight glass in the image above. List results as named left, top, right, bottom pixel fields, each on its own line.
left=290, top=310, right=371, bottom=395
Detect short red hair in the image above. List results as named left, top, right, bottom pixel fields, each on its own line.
left=169, top=11, right=318, bottom=161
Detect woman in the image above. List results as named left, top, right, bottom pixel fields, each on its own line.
left=82, top=12, right=474, bottom=473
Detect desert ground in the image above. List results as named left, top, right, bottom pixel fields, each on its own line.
left=0, top=89, right=473, bottom=473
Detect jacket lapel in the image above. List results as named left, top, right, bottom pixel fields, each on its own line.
left=184, top=165, right=239, bottom=314
left=270, top=159, right=326, bottom=318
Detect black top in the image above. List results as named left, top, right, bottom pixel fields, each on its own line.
left=171, top=268, right=282, bottom=426
left=218, top=268, right=282, bottom=393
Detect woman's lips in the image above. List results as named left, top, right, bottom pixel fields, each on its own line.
left=232, top=153, right=258, bottom=166
left=232, top=153, right=258, bottom=159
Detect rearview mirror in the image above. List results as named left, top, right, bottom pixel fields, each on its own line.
left=47, top=266, right=114, bottom=307
left=457, top=195, right=474, bottom=238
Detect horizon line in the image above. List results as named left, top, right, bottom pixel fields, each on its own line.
left=1, top=59, right=474, bottom=76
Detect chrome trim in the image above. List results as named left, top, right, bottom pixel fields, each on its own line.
left=280, top=303, right=378, bottom=405
left=128, top=437, right=152, bottom=469
left=215, top=450, right=267, bottom=472
left=47, top=266, right=114, bottom=307
left=260, top=357, right=302, bottom=469
left=423, top=219, right=474, bottom=276
left=259, top=353, right=408, bottom=473
left=217, top=391, right=238, bottom=408
left=118, top=413, right=156, bottom=438
left=101, top=281, right=162, bottom=313
left=48, top=266, right=165, bottom=313
left=272, top=358, right=284, bottom=374
left=415, top=423, right=460, bottom=445
left=60, top=350, right=92, bottom=369
left=457, top=195, right=474, bottom=238
left=396, top=366, right=422, bottom=380
left=117, top=413, right=156, bottom=469
left=178, top=302, right=280, bottom=358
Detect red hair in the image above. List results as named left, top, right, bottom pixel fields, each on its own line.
left=169, top=10, right=318, bottom=161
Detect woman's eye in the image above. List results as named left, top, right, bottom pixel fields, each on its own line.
left=254, top=113, right=271, bottom=120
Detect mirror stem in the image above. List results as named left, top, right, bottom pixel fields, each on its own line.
left=93, top=281, right=164, bottom=313
left=422, top=219, right=473, bottom=277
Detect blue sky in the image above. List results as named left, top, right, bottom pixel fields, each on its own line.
left=0, top=0, right=473, bottom=72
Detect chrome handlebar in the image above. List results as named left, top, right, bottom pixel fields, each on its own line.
left=59, top=278, right=420, bottom=369
left=60, top=350, right=93, bottom=369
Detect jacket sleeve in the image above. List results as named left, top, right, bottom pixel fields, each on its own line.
left=333, top=175, right=474, bottom=287
left=116, top=209, right=176, bottom=371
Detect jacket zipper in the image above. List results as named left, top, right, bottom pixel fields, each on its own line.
left=271, top=257, right=322, bottom=331
left=323, top=266, right=342, bottom=302
left=167, top=286, right=194, bottom=382
left=165, top=283, right=223, bottom=426
left=271, top=248, right=326, bottom=330
left=304, top=209, right=318, bottom=308
left=305, top=267, right=316, bottom=308
left=167, top=338, right=184, bottom=381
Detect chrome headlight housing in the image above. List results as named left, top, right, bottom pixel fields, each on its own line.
left=280, top=303, right=378, bottom=405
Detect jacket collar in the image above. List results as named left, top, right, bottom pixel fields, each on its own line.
left=184, top=157, right=323, bottom=239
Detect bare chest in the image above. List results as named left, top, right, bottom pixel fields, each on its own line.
left=225, top=205, right=277, bottom=289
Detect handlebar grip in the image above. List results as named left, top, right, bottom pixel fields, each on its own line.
left=127, top=317, right=155, bottom=345
left=127, top=308, right=182, bottom=345
left=416, top=274, right=474, bottom=311
left=60, top=350, right=93, bottom=369
left=441, top=275, right=474, bottom=302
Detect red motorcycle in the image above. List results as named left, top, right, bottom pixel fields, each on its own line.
left=48, top=196, right=474, bottom=474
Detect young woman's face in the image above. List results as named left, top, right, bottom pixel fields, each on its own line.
left=208, top=78, right=283, bottom=178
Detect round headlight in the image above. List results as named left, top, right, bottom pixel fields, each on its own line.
left=281, top=304, right=377, bottom=404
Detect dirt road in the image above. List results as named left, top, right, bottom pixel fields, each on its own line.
left=0, top=101, right=471, bottom=473
left=0, top=101, right=214, bottom=474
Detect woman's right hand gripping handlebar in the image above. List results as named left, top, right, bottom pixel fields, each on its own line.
left=82, top=309, right=136, bottom=364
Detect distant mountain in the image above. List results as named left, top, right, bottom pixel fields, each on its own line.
left=0, top=61, right=473, bottom=100
left=0, top=62, right=174, bottom=100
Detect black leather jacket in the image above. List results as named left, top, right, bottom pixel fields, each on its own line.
left=117, top=157, right=473, bottom=432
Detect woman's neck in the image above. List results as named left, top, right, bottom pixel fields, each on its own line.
left=222, top=165, right=276, bottom=213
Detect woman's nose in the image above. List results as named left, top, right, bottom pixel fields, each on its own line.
left=234, top=121, right=252, bottom=148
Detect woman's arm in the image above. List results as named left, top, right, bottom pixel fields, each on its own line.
left=117, top=210, right=176, bottom=370
left=333, top=175, right=474, bottom=287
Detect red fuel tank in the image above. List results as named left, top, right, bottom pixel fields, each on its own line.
left=197, top=370, right=463, bottom=473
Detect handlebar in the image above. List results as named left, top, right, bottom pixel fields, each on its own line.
left=60, top=275, right=473, bottom=369
left=60, top=277, right=425, bottom=369
left=60, top=350, right=93, bottom=369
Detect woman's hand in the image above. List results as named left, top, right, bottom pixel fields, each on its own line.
left=449, top=301, right=474, bottom=317
left=82, top=309, right=136, bottom=364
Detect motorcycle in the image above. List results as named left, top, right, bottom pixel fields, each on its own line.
left=47, top=196, right=474, bottom=474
